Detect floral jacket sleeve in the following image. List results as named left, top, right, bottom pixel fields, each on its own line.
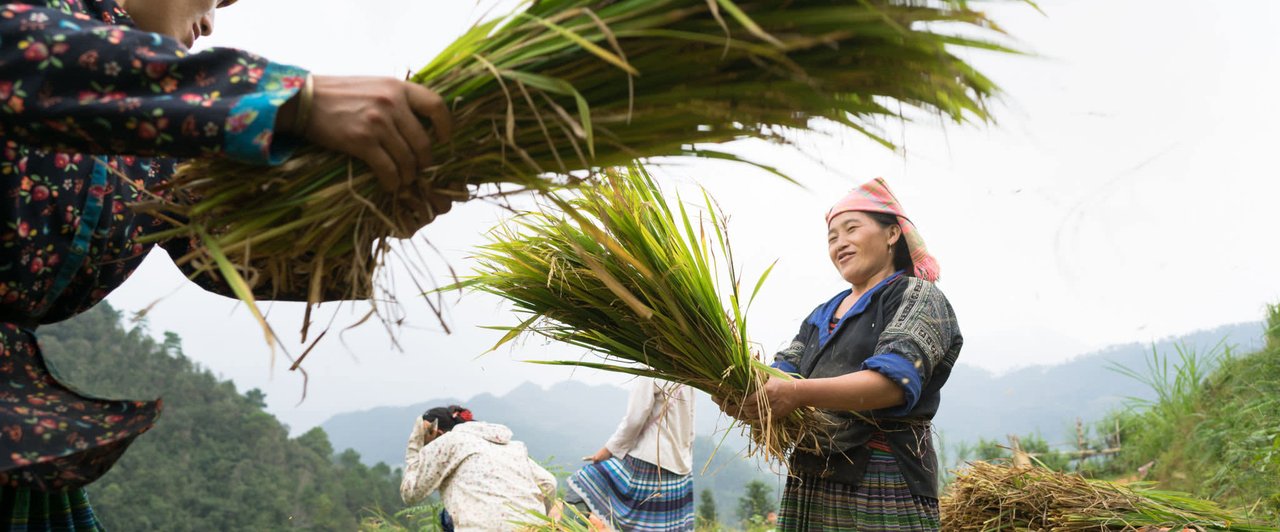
left=0, top=1, right=307, bottom=164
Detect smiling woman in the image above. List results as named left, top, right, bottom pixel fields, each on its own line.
left=0, top=0, right=461, bottom=529
left=721, top=178, right=961, bottom=531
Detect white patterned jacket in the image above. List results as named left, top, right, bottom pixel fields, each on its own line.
left=401, top=421, right=557, bottom=531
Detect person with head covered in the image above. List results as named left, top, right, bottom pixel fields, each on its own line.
left=401, top=405, right=557, bottom=531
left=718, top=178, right=962, bottom=531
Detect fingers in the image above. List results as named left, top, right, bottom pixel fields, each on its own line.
left=304, top=76, right=454, bottom=195
left=736, top=393, right=762, bottom=423
left=381, top=131, right=418, bottom=191
left=713, top=395, right=738, bottom=414
left=397, top=186, right=439, bottom=236
left=360, top=144, right=400, bottom=193
left=404, top=83, right=453, bottom=144
left=736, top=388, right=779, bottom=423
left=713, top=394, right=759, bottom=423
left=417, top=179, right=455, bottom=217
left=379, top=84, right=449, bottom=192
left=711, top=395, right=732, bottom=415
left=390, top=86, right=436, bottom=171
left=384, top=180, right=467, bottom=239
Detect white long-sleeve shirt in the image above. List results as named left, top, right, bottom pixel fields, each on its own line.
left=401, top=421, right=556, bottom=531
left=604, top=378, right=696, bottom=475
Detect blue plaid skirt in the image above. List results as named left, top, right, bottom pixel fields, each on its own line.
left=567, top=455, right=694, bottom=531
left=780, top=447, right=939, bottom=531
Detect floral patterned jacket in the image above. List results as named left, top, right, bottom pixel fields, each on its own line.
left=0, top=0, right=307, bottom=489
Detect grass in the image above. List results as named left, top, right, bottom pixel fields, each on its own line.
left=1096, top=304, right=1280, bottom=522
left=358, top=503, right=446, bottom=532
left=1107, top=341, right=1223, bottom=432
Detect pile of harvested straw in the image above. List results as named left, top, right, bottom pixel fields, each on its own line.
left=136, top=0, right=1015, bottom=341
left=458, top=163, right=828, bottom=461
left=942, top=461, right=1274, bottom=531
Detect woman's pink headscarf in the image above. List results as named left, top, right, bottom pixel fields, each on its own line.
left=826, top=177, right=940, bottom=282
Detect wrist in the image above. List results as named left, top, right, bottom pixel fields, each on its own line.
left=783, top=379, right=805, bottom=410
left=290, top=73, right=315, bottom=135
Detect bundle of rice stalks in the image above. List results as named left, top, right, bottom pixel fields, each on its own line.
left=457, top=163, right=828, bottom=461
left=942, top=461, right=1275, bottom=531
left=135, top=0, right=1017, bottom=342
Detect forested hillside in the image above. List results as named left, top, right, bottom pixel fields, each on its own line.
left=41, top=304, right=403, bottom=530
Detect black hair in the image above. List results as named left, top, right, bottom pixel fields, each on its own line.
left=421, top=404, right=473, bottom=432
left=865, top=211, right=915, bottom=277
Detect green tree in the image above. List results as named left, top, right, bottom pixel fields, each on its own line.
left=297, top=426, right=336, bottom=458
left=697, top=488, right=719, bottom=529
left=736, top=479, right=775, bottom=522
left=975, top=437, right=1005, bottom=462
left=245, top=387, right=268, bottom=409
left=973, top=433, right=1071, bottom=472
left=1019, top=433, right=1071, bottom=471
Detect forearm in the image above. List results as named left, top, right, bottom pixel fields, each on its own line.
left=404, top=424, right=425, bottom=464
left=401, top=444, right=448, bottom=505
left=789, top=370, right=905, bottom=412
left=399, top=459, right=433, bottom=504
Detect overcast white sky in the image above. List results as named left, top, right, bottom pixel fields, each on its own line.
left=103, top=0, right=1280, bottom=433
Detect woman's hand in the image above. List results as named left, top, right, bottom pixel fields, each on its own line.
left=278, top=75, right=463, bottom=234
left=421, top=420, right=444, bottom=446
left=586, top=447, right=612, bottom=464
left=713, top=377, right=802, bottom=423
left=293, top=76, right=453, bottom=191
left=758, top=377, right=803, bottom=419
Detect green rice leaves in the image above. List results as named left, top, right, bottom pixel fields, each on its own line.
left=462, top=164, right=827, bottom=460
